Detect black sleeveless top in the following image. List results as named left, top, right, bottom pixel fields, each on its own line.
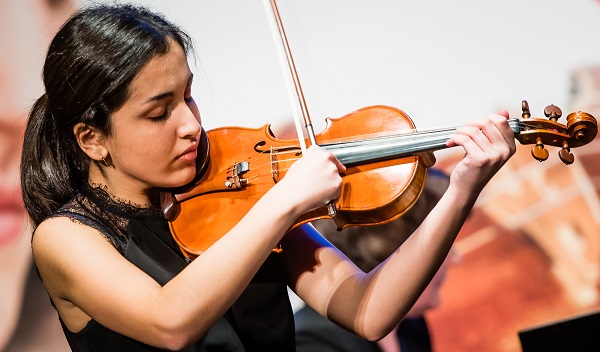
left=47, top=185, right=296, bottom=351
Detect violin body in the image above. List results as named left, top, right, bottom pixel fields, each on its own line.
left=165, top=105, right=434, bottom=257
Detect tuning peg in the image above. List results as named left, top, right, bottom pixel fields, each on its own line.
left=531, top=137, right=549, bottom=162
left=522, top=100, right=531, bottom=119
left=558, top=141, right=574, bottom=165
left=544, top=104, right=562, bottom=122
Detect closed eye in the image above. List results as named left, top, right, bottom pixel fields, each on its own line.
left=149, top=107, right=171, bottom=122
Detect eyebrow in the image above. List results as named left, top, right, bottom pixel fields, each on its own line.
left=143, top=72, right=194, bottom=104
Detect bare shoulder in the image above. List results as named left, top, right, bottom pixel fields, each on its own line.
left=33, top=215, right=111, bottom=259
left=32, top=216, right=121, bottom=299
left=32, top=216, right=164, bottom=334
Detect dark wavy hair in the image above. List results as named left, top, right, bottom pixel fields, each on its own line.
left=20, top=3, right=193, bottom=226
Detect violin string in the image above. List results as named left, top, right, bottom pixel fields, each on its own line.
left=271, top=148, right=302, bottom=156
left=402, top=120, right=564, bottom=133
left=319, top=127, right=454, bottom=145
left=517, top=121, right=565, bottom=131
left=284, top=120, right=562, bottom=155
left=242, top=166, right=297, bottom=183
left=236, top=148, right=300, bottom=166
left=230, top=150, right=302, bottom=178
left=235, top=119, right=568, bottom=178
left=314, top=120, right=562, bottom=148
left=519, top=121, right=556, bottom=129
left=271, top=120, right=559, bottom=153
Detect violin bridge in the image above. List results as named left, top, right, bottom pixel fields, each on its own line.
left=270, top=146, right=280, bottom=183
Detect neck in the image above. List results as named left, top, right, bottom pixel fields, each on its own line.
left=87, top=164, right=155, bottom=207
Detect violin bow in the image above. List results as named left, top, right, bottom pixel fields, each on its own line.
left=264, top=0, right=338, bottom=216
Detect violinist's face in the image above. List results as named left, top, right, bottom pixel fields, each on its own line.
left=100, top=41, right=201, bottom=199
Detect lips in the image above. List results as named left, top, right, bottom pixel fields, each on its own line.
left=178, top=143, right=198, bottom=161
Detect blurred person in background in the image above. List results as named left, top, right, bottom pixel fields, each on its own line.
left=0, top=0, right=74, bottom=350
left=296, top=169, right=460, bottom=352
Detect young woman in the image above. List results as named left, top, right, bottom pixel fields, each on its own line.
left=20, top=3, right=515, bottom=351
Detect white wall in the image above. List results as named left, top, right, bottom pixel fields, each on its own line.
left=96, top=0, right=600, bottom=135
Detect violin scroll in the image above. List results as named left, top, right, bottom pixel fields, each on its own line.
left=517, top=100, right=597, bottom=164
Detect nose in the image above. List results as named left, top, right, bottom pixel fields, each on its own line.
left=178, top=101, right=201, bottom=139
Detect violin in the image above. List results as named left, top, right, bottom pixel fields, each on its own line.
left=160, top=100, right=597, bottom=259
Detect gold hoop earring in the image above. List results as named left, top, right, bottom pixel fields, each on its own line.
left=101, top=155, right=109, bottom=167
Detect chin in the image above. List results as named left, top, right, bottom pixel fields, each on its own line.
left=166, top=169, right=197, bottom=189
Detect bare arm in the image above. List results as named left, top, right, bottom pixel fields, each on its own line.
left=285, top=113, right=516, bottom=341
left=32, top=145, right=345, bottom=350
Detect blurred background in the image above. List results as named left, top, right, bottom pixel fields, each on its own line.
left=2, top=0, right=600, bottom=351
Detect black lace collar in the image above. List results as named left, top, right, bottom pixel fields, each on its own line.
left=81, top=183, right=161, bottom=218
left=52, top=184, right=163, bottom=254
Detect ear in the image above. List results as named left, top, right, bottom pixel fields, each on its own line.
left=73, top=123, right=108, bottom=163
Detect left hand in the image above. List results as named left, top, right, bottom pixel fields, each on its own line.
left=446, top=110, right=516, bottom=196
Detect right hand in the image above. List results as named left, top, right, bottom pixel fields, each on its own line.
left=277, top=145, right=346, bottom=215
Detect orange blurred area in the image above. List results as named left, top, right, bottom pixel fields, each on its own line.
left=426, top=127, right=600, bottom=351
